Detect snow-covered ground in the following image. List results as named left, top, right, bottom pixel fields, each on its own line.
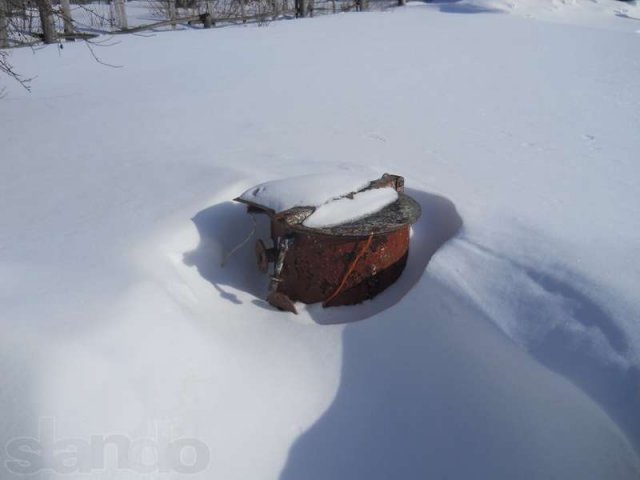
left=2, top=1, right=640, bottom=479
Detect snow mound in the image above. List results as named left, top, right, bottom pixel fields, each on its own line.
left=303, top=187, right=399, bottom=228
left=237, top=173, right=376, bottom=213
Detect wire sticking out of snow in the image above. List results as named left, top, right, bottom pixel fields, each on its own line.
left=238, top=173, right=375, bottom=213
left=303, top=188, right=399, bottom=228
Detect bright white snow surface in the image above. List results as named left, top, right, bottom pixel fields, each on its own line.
left=2, top=2, right=640, bottom=479
left=238, top=172, right=373, bottom=212
left=303, top=186, right=399, bottom=228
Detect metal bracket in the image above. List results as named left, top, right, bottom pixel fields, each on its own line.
left=266, top=236, right=296, bottom=313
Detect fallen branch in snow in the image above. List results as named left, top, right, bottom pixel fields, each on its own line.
left=112, top=11, right=288, bottom=34
left=83, top=38, right=123, bottom=68
left=116, top=14, right=205, bottom=34
left=22, top=30, right=99, bottom=41
left=0, top=49, right=32, bottom=93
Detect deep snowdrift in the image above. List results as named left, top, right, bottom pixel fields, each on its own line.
left=1, top=3, right=640, bottom=479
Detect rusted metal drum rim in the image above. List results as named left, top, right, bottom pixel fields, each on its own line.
left=283, top=193, right=421, bottom=239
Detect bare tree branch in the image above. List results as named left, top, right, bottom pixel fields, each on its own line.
left=0, top=48, right=31, bottom=92
left=84, top=38, right=122, bottom=68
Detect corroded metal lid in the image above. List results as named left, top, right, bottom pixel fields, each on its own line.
left=236, top=173, right=421, bottom=239
left=283, top=193, right=421, bottom=238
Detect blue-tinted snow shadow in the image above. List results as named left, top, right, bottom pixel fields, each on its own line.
left=532, top=326, right=640, bottom=452
left=183, top=188, right=462, bottom=324
left=439, top=3, right=502, bottom=14
left=615, top=12, right=640, bottom=22
left=183, top=201, right=273, bottom=305
left=278, top=228, right=640, bottom=479
left=521, top=268, right=640, bottom=453
left=277, top=270, right=639, bottom=479
left=421, top=0, right=503, bottom=14
left=279, top=307, right=487, bottom=480
left=463, top=238, right=640, bottom=454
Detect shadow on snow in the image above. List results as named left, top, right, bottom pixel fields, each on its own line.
left=184, top=184, right=640, bottom=471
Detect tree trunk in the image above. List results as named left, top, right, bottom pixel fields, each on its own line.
left=240, top=0, right=246, bottom=23
left=115, top=0, right=128, bottom=30
left=60, top=0, right=74, bottom=35
left=35, top=0, right=56, bottom=44
left=398, top=0, right=406, bottom=5
left=0, top=0, right=9, bottom=49
left=201, top=12, right=212, bottom=28
left=168, top=0, right=176, bottom=28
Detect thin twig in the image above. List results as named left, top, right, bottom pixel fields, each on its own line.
left=221, top=214, right=257, bottom=267
left=84, top=38, right=122, bottom=68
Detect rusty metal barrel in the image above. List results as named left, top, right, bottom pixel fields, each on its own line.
left=235, top=174, right=421, bottom=313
